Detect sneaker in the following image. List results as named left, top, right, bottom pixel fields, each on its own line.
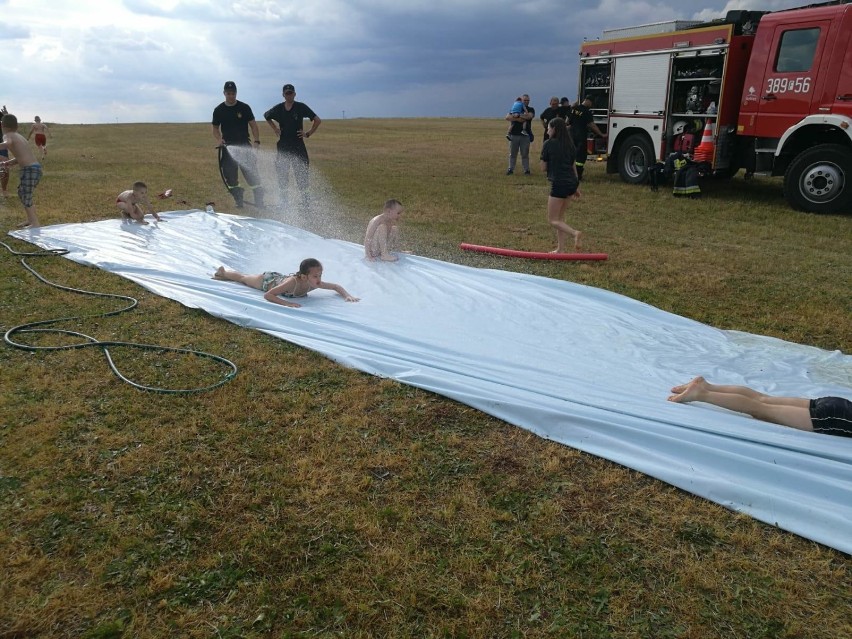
left=506, top=169, right=513, bottom=175
left=524, top=170, right=531, bottom=175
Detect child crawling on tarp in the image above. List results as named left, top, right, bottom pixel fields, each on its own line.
left=117, top=181, right=162, bottom=224
left=364, top=198, right=404, bottom=262
left=669, top=376, right=852, bottom=438
left=213, top=258, right=360, bottom=308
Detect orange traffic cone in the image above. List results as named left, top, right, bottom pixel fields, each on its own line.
left=692, top=121, right=715, bottom=163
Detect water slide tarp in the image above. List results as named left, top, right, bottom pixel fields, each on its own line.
left=10, top=210, right=852, bottom=553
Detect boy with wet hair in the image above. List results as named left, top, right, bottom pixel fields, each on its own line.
left=364, top=199, right=404, bottom=262
left=116, top=181, right=162, bottom=224
left=0, top=113, right=42, bottom=228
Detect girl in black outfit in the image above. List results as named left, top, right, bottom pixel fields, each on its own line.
left=539, top=117, right=583, bottom=252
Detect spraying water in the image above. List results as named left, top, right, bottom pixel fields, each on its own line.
left=226, top=145, right=364, bottom=244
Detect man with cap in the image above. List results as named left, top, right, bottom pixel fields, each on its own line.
left=568, top=96, right=606, bottom=182
left=211, top=81, right=264, bottom=208
left=264, top=84, right=321, bottom=206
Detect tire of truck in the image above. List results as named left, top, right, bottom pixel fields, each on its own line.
left=783, top=144, right=852, bottom=214
left=617, top=134, right=654, bottom=185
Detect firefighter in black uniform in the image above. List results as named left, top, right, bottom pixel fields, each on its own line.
left=568, top=96, right=606, bottom=181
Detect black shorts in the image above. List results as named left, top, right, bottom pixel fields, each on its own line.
left=809, top=397, right=852, bottom=437
left=550, top=182, right=578, bottom=199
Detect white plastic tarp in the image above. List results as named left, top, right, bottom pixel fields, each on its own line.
left=10, top=210, right=852, bottom=553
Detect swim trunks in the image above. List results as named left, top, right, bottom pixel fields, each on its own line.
left=261, top=271, right=287, bottom=292
left=809, top=397, right=852, bottom=437
left=18, top=163, right=42, bottom=208
left=35, top=133, right=47, bottom=147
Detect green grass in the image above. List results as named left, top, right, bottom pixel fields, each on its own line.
left=0, top=118, right=850, bottom=638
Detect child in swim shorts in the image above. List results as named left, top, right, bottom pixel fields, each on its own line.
left=213, top=258, right=360, bottom=308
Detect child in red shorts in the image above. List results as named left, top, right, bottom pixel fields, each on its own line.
left=27, top=116, right=49, bottom=160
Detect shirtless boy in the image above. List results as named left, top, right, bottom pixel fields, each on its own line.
left=0, top=107, right=9, bottom=197
left=116, top=182, right=161, bottom=224
left=0, top=113, right=42, bottom=228
left=27, top=116, right=49, bottom=160
left=364, top=199, right=404, bottom=262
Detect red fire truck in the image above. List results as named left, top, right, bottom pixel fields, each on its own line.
left=578, top=1, right=852, bottom=213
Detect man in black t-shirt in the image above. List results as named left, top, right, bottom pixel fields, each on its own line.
left=211, top=81, right=263, bottom=208
left=568, top=97, right=605, bottom=181
left=540, top=97, right=562, bottom=141
left=505, top=94, right=535, bottom=175
left=264, top=84, right=321, bottom=205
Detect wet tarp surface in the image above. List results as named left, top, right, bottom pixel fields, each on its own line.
left=11, top=210, right=852, bottom=553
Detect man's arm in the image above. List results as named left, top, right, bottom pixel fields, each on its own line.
left=249, top=119, right=261, bottom=144
left=265, top=117, right=281, bottom=138
left=211, top=124, right=223, bottom=146
left=303, top=115, right=322, bottom=138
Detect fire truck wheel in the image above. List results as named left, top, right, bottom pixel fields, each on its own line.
left=784, top=144, right=852, bottom=214
left=617, top=134, right=654, bottom=184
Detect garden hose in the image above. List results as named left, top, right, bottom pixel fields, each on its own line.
left=2, top=240, right=237, bottom=393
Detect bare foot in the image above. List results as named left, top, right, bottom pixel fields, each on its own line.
left=668, top=376, right=707, bottom=403
left=212, top=266, right=227, bottom=280
left=573, top=231, right=583, bottom=251
left=380, top=254, right=399, bottom=262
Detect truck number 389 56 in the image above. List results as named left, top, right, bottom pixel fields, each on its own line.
left=767, top=76, right=811, bottom=94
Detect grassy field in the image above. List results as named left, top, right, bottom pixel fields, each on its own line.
left=1, top=118, right=850, bottom=638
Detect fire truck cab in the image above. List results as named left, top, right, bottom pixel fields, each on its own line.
left=578, top=1, right=852, bottom=213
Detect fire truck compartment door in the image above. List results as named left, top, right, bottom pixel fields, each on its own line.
left=752, top=20, right=830, bottom=138
left=612, top=54, right=670, bottom=114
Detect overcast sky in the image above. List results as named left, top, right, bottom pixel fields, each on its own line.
left=3, top=0, right=802, bottom=124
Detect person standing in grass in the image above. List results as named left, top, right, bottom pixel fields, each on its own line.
left=539, top=117, right=582, bottom=253
left=505, top=94, right=534, bottom=175
left=212, top=81, right=264, bottom=209
left=364, top=199, right=404, bottom=262
left=0, top=106, right=10, bottom=197
left=539, top=96, right=561, bottom=141
left=27, top=116, right=49, bottom=161
left=568, top=96, right=605, bottom=182
left=0, top=113, right=42, bottom=228
left=264, top=83, right=321, bottom=207
left=213, top=258, right=358, bottom=308
left=669, top=377, right=852, bottom=437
